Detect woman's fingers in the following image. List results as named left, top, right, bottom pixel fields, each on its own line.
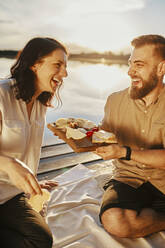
left=40, top=180, right=58, bottom=190
left=27, top=173, right=42, bottom=195
left=7, top=159, right=42, bottom=196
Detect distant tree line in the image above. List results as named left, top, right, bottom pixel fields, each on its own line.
left=69, top=51, right=130, bottom=61
left=0, top=50, right=130, bottom=62
left=0, top=50, right=18, bottom=59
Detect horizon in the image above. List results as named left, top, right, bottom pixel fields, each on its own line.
left=0, top=47, right=131, bottom=55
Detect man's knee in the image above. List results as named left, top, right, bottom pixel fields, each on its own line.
left=101, top=208, right=137, bottom=238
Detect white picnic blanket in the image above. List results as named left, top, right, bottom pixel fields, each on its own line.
left=46, top=163, right=165, bottom=248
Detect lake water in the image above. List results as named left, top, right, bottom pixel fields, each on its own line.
left=0, top=58, right=130, bottom=146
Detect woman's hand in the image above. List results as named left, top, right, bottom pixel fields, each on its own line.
left=95, top=144, right=126, bottom=160
left=39, top=180, right=58, bottom=190
left=0, top=156, right=42, bottom=196
left=39, top=201, right=49, bottom=218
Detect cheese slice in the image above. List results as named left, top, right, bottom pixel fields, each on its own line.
left=76, top=118, right=96, bottom=129
left=92, top=130, right=117, bottom=143
left=27, top=189, right=50, bottom=212
left=66, top=127, right=86, bottom=139
left=55, top=118, right=69, bottom=128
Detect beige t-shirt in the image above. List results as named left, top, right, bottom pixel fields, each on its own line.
left=101, top=87, right=165, bottom=194
left=0, top=79, right=47, bottom=204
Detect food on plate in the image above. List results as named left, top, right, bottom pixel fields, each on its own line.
left=76, top=118, right=97, bottom=129
left=54, top=117, right=97, bottom=140
left=66, top=126, right=86, bottom=139
left=86, top=127, right=99, bottom=137
left=55, top=118, right=75, bottom=129
left=92, top=130, right=117, bottom=143
left=55, top=117, right=96, bottom=130
left=53, top=117, right=117, bottom=143
left=27, top=189, right=50, bottom=212
left=47, top=117, right=118, bottom=152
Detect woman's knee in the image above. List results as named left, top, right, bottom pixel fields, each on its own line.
left=0, top=228, right=24, bottom=247
left=0, top=226, right=53, bottom=248
left=27, top=220, right=53, bottom=248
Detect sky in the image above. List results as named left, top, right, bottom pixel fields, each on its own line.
left=0, top=0, right=165, bottom=53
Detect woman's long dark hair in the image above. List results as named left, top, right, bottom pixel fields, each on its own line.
left=10, top=37, right=67, bottom=106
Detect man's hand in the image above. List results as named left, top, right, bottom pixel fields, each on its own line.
left=95, top=144, right=126, bottom=160
left=1, top=156, right=42, bottom=196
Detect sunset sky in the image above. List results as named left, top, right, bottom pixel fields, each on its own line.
left=0, top=0, right=164, bottom=53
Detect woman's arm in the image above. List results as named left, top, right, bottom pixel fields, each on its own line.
left=0, top=155, right=42, bottom=195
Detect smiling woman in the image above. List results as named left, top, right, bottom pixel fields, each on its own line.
left=0, top=37, right=68, bottom=248
left=11, top=37, right=68, bottom=107
left=31, top=49, right=67, bottom=97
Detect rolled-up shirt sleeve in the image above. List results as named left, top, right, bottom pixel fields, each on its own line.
left=100, top=95, right=112, bottom=132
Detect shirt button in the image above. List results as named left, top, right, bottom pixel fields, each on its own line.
left=141, top=129, right=145, bottom=133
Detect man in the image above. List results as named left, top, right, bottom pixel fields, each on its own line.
left=96, top=34, right=165, bottom=238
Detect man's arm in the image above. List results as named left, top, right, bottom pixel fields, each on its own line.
left=95, top=144, right=165, bottom=169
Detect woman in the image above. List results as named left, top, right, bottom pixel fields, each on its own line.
left=0, top=37, right=68, bottom=247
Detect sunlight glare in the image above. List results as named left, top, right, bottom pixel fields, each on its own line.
left=67, top=13, right=136, bottom=53
left=71, top=63, right=130, bottom=92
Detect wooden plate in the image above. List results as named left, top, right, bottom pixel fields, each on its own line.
left=47, top=123, right=104, bottom=153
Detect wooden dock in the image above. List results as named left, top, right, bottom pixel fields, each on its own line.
left=38, top=142, right=104, bottom=180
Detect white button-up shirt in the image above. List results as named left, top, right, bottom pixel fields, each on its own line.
left=0, top=79, right=47, bottom=204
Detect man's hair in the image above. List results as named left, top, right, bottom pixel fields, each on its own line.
left=131, top=34, right=165, bottom=60
left=10, top=37, right=67, bottom=106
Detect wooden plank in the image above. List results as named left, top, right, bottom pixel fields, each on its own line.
left=38, top=152, right=102, bottom=174
left=38, top=167, right=71, bottom=181
left=38, top=160, right=110, bottom=181
left=41, top=143, right=73, bottom=159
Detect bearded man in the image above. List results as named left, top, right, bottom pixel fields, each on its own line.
left=96, top=34, right=165, bottom=238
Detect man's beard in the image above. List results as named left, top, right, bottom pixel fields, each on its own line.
left=129, top=68, right=158, bottom=100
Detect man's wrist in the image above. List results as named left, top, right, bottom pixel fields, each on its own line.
left=120, top=146, right=131, bottom=160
